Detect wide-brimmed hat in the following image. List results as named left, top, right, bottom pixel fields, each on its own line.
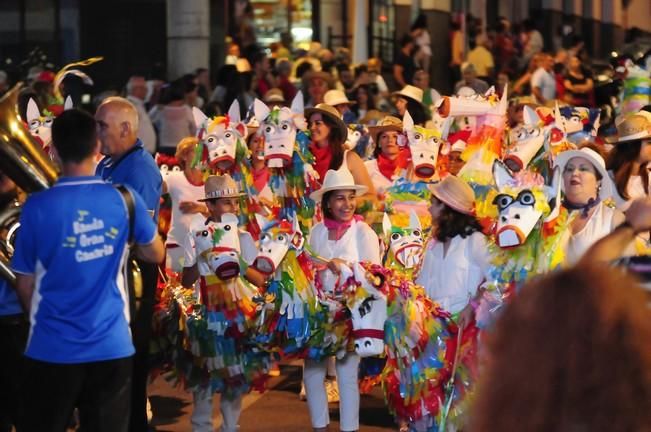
left=554, top=147, right=613, bottom=201
left=309, top=166, right=368, bottom=201
left=324, top=89, right=355, bottom=106
left=263, top=88, right=286, bottom=104
left=428, top=175, right=476, bottom=215
left=198, top=174, right=245, bottom=201
left=392, top=85, right=425, bottom=107
left=605, top=112, right=651, bottom=144
left=368, top=116, right=403, bottom=143
left=304, top=103, right=348, bottom=139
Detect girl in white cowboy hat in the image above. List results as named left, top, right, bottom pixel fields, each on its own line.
left=180, top=173, right=268, bottom=432
left=556, top=145, right=631, bottom=264
left=304, top=166, right=381, bottom=432
left=305, top=103, right=376, bottom=207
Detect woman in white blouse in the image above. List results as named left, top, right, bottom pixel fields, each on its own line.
left=416, top=175, right=488, bottom=327
left=306, top=166, right=381, bottom=432
left=556, top=146, right=626, bottom=264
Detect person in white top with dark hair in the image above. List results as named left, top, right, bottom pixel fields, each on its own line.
left=306, top=166, right=381, bottom=432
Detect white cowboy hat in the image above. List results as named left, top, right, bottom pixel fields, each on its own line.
left=554, top=147, right=613, bottom=201
left=392, top=85, right=424, bottom=106
left=309, top=166, right=368, bottom=201
left=198, top=174, right=245, bottom=201
left=324, top=89, right=355, bottom=106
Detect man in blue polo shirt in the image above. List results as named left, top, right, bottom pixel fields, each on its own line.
left=11, top=109, right=164, bottom=432
left=95, top=96, right=164, bottom=432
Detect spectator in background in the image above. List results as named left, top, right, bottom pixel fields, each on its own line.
left=149, top=80, right=196, bottom=154
left=303, top=70, right=332, bottom=107
left=531, top=53, right=556, bottom=105
left=394, top=34, right=417, bottom=88
left=454, top=63, right=490, bottom=95
left=180, top=73, right=201, bottom=108
left=496, top=71, right=510, bottom=98
left=522, top=19, right=544, bottom=71
left=450, top=20, right=465, bottom=88
left=350, top=84, right=376, bottom=122
left=494, top=17, right=516, bottom=75
left=211, top=65, right=239, bottom=108
left=195, top=67, right=211, bottom=106
left=410, top=13, right=432, bottom=70
left=512, top=53, right=542, bottom=96
left=126, top=75, right=157, bottom=154
left=467, top=33, right=495, bottom=84
left=252, top=51, right=275, bottom=98
left=263, top=88, right=287, bottom=109
left=393, top=85, right=429, bottom=126
left=469, top=263, right=651, bottom=431
left=564, top=55, right=594, bottom=107
left=412, top=69, right=440, bottom=118
left=335, top=63, right=356, bottom=98
left=275, top=58, right=297, bottom=102
left=367, top=58, right=389, bottom=99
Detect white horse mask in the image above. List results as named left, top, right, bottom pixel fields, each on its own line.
left=193, top=213, right=242, bottom=280
left=193, top=100, right=247, bottom=171
left=251, top=215, right=304, bottom=275
left=344, top=262, right=387, bottom=357
left=403, top=110, right=448, bottom=179
left=492, top=160, right=561, bottom=248
left=504, top=106, right=547, bottom=172
left=382, top=211, right=424, bottom=269
left=26, top=96, right=73, bottom=150
left=254, top=93, right=307, bottom=168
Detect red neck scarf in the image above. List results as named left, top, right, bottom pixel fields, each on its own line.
left=376, top=150, right=409, bottom=181
left=251, top=166, right=270, bottom=192
left=324, top=215, right=364, bottom=240
left=310, top=143, right=332, bottom=183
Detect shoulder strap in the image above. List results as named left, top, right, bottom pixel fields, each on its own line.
left=116, top=185, right=135, bottom=244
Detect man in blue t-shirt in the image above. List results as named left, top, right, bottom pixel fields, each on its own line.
left=11, top=109, right=164, bottom=432
left=95, top=96, right=163, bottom=432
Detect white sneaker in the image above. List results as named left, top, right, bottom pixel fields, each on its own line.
left=325, top=379, right=339, bottom=403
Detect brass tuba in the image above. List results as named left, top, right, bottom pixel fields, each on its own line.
left=0, top=83, right=58, bottom=284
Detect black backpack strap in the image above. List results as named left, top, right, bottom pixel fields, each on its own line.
left=116, top=185, right=135, bottom=244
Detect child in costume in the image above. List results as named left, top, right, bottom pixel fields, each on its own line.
left=180, top=174, right=268, bottom=432
left=305, top=166, right=381, bottom=432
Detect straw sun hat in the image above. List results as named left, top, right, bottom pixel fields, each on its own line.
left=427, top=175, right=476, bottom=215
left=368, top=116, right=403, bottom=144
left=198, top=174, right=244, bottom=201
left=309, top=166, right=368, bottom=201
left=304, top=103, right=348, bottom=139
left=605, top=111, right=651, bottom=144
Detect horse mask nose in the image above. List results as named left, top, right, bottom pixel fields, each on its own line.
left=354, top=337, right=384, bottom=357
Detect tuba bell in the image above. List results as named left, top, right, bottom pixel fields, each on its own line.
left=0, top=83, right=58, bottom=284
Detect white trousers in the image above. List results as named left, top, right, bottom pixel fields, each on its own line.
left=191, top=389, right=242, bottom=432
left=304, top=353, right=360, bottom=431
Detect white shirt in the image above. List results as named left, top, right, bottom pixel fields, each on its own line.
left=127, top=95, right=157, bottom=154
left=164, top=171, right=205, bottom=246
left=309, top=219, right=381, bottom=293
left=531, top=67, right=556, bottom=103
left=415, top=232, right=489, bottom=314
left=565, top=202, right=620, bottom=265
left=364, top=159, right=395, bottom=197
left=149, top=104, right=196, bottom=151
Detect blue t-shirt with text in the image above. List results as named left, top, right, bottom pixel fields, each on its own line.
left=11, top=176, right=157, bottom=363
left=95, top=139, right=162, bottom=221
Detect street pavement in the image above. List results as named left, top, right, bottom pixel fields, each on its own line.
left=148, top=360, right=397, bottom=431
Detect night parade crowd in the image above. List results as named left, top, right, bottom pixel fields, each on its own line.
left=1, top=13, right=651, bottom=432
